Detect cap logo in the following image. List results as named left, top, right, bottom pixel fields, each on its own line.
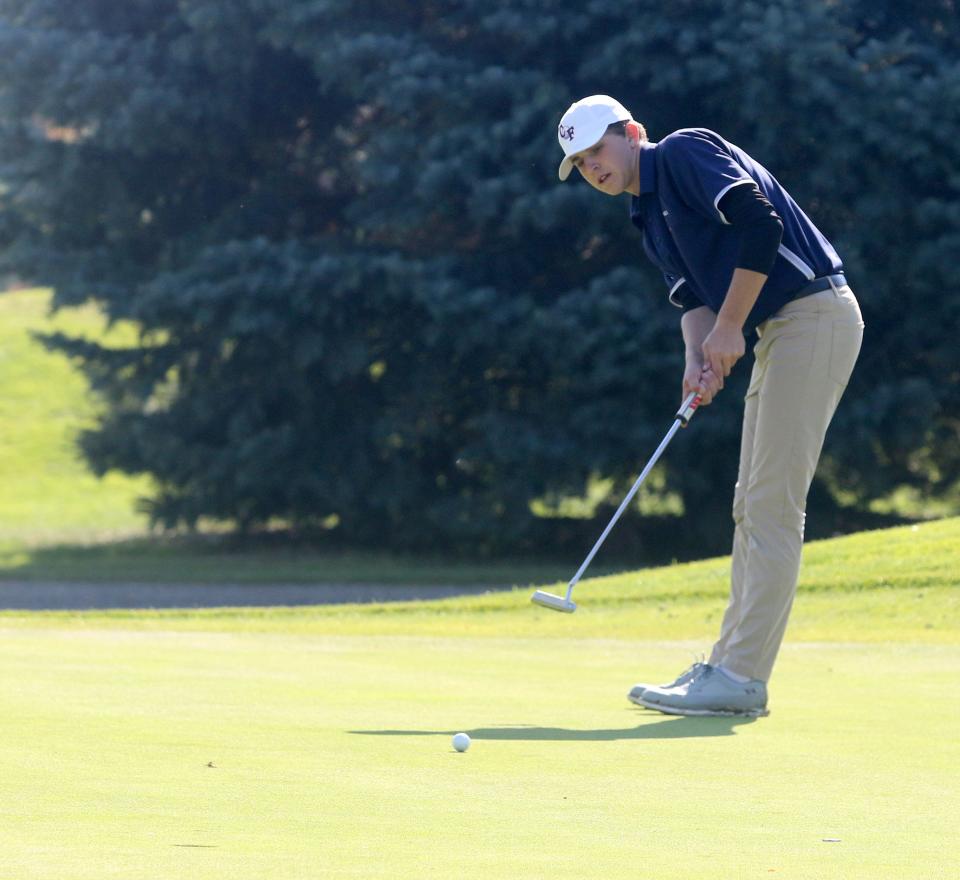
left=558, top=123, right=575, bottom=142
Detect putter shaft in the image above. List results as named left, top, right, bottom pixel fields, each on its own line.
left=564, top=417, right=683, bottom=595
left=531, top=392, right=702, bottom=612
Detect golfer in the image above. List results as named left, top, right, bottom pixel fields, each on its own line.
left=557, top=95, right=864, bottom=716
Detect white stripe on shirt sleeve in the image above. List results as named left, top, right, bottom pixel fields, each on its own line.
left=668, top=277, right=687, bottom=308
left=713, top=179, right=755, bottom=224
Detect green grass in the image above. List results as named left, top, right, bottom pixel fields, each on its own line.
left=1, top=634, right=956, bottom=879
left=0, top=288, right=152, bottom=542
left=1, top=519, right=958, bottom=879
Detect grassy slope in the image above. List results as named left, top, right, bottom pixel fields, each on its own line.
left=0, top=289, right=152, bottom=542
left=2, top=516, right=957, bottom=645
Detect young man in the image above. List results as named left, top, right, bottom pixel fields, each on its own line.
left=557, top=95, right=864, bottom=716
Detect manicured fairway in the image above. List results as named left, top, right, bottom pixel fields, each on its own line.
left=1, top=625, right=957, bottom=879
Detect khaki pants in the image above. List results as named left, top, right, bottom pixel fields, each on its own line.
left=709, top=282, right=864, bottom=682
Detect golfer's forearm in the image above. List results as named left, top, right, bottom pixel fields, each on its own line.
left=716, top=268, right=767, bottom=330
left=681, top=306, right=717, bottom=363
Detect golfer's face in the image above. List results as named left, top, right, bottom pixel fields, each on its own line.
left=571, top=133, right=636, bottom=195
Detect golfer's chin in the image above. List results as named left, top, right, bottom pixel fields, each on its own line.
left=592, top=174, right=622, bottom=195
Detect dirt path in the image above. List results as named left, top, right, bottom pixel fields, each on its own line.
left=0, top=580, right=516, bottom=611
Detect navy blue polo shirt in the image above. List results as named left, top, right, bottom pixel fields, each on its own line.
left=630, top=129, right=842, bottom=332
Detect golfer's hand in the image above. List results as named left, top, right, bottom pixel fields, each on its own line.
left=683, top=362, right=723, bottom=406
left=701, top=319, right=745, bottom=378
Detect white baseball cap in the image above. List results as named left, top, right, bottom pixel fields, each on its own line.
left=557, top=95, right=633, bottom=181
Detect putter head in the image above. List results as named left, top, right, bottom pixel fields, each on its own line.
left=531, top=590, right=576, bottom=613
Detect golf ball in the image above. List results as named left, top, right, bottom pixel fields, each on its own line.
left=452, top=732, right=471, bottom=752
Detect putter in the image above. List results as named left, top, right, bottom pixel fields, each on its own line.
left=531, top=391, right=703, bottom=613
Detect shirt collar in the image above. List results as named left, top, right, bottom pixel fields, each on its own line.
left=638, top=141, right=658, bottom=195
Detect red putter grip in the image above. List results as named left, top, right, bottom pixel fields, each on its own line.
left=676, top=392, right=702, bottom=427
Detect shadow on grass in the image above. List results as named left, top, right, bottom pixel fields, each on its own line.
left=0, top=533, right=579, bottom=587
left=351, top=714, right=758, bottom=741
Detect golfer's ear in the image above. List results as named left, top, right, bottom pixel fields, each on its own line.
left=625, top=120, right=642, bottom=144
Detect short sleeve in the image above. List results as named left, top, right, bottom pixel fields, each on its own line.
left=659, top=130, right=755, bottom=224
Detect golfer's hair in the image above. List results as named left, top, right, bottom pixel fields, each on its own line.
left=606, top=120, right=647, bottom=141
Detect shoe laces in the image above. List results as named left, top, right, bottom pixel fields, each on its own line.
left=683, top=653, right=710, bottom=678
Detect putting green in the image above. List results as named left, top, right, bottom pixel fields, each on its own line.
left=1, top=628, right=957, bottom=879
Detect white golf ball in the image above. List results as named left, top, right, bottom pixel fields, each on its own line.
left=452, top=732, right=471, bottom=752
